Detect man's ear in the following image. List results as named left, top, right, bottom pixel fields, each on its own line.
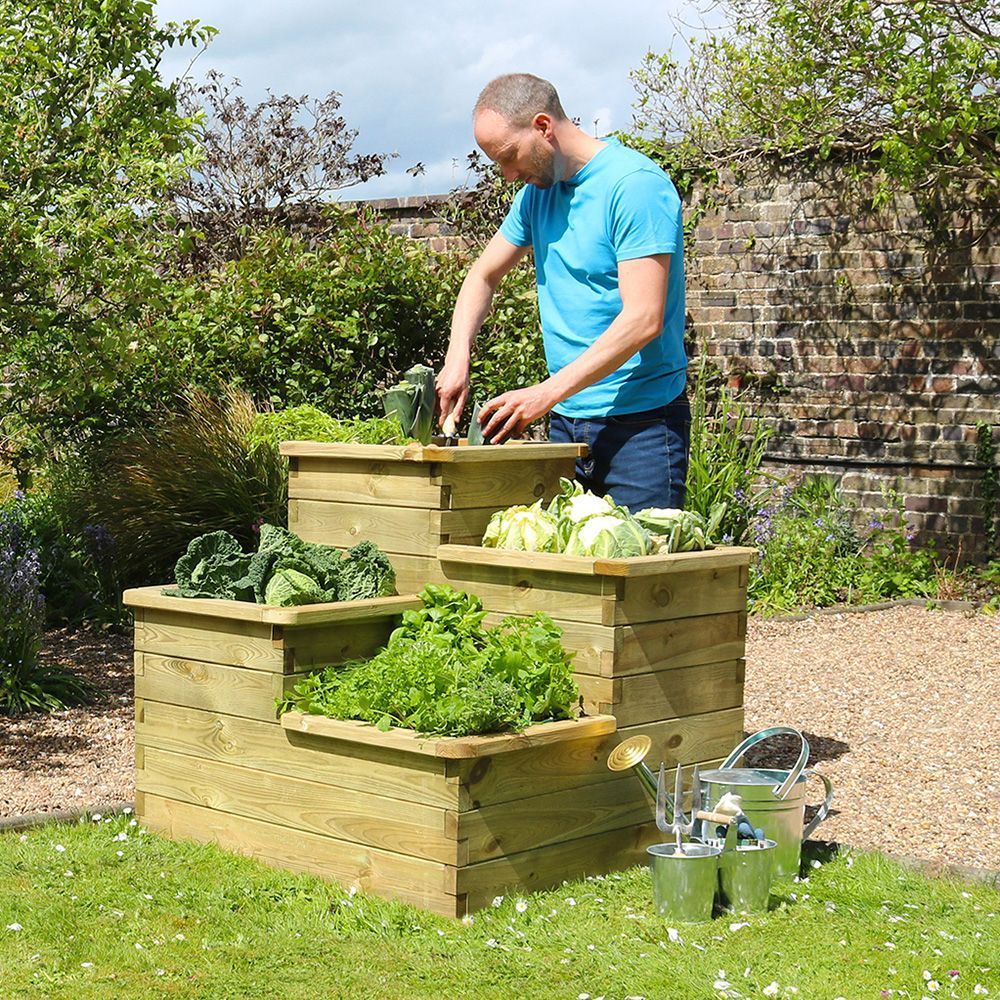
left=531, top=112, right=554, bottom=138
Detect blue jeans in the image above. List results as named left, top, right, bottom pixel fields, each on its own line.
left=549, top=397, right=691, bottom=513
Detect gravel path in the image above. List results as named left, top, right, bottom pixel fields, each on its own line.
left=2, top=606, right=998, bottom=873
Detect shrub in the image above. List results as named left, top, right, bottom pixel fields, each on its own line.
left=0, top=496, right=90, bottom=713
left=748, top=475, right=941, bottom=613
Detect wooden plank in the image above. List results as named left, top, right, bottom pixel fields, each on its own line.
left=449, top=718, right=740, bottom=807
left=136, top=654, right=285, bottom=722
left=592, top=547, right=756, bottom=577
left=288, top=457, right=443, bottom=507
left=279, top=441, right=586, bottom=463
left=389, top=553, right=449, bottom=594
left=454, top=822, right=658, bottom=903
left=616, top=566, right=747, bottom=625
left=589, top=659, right=746, bottom=728
left=137, top=747, right=458, bottom=864
left=137, top=702, right=457, bottom=809
left=279, top=713, right=616, bottom=759
left=481, top=611, right=747, bottom=677
left=261, top=595, right=420, bottom=626
left=139, top=793, right=459, bottom=916
left=134, top=609, right=283, bottom=671
left=426, top=557, right=610, bottom=624
left=459, top=774, right=652, bottom=863
left=435, top=459, right=574, bottom=510
left=124, top=587, right=266, bottom=622
left=279, top=618, right=399, bottom=671
left=436, top=543, right=755, bottom=578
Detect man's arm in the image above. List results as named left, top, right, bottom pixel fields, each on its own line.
left=478, top=253, right=670, bottom=442
left=436, top=231, right=531, bottom=427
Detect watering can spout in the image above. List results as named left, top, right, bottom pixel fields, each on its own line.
left=606, top=735, right=659, bottom=800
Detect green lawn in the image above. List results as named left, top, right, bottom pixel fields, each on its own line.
left=0, top=812, right=996, bottom=999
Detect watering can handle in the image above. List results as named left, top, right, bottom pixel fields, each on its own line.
left=720, top=726, right=810, bottom=801
left=802, top=770, right=835, bottom=840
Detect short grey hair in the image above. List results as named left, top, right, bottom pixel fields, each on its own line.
left=474, top=73, right=567, bottom=128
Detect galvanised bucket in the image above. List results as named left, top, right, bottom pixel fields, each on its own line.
left=697, top=727, right=833, bottom=881
left=647, top=842, right=722, bottom=924
left=717, top=839, right=777, bottom=914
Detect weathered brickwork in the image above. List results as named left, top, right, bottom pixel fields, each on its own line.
left=351, top=179, right=1000, bottom=559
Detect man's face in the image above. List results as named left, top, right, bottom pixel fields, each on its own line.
left=474, top=109, right=557, bottom=188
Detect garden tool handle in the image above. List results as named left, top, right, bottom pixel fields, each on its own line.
left=721, top=725, right=810, bottom=801
left=695, top=809, right=735, bottom=826
left=801, top=769, right=835, bottom=841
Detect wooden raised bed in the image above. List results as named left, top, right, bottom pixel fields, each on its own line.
left=433, top=544, right=755, bottom=773
left=281, top=440, right=585, bottom=593
left=123, top=586, right=664, bottom=916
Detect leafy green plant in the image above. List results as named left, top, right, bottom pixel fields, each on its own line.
left=685, top=355, right=780, bottom=545
left=247, top=407, right=409, bottom=453
left=277, top=585, right=578, bottom=737
left=0, top=496, right=91, bottom=713
left=975, top=421, right=999, bottom=559
left=749, top=476, right=942, bottom=613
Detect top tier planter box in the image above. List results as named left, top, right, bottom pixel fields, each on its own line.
left=281, top=441, right=586, bottom=591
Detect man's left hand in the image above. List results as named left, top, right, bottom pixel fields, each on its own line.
left=478, top=382, right=558, bottom=443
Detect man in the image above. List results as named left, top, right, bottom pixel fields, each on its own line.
left=436, top=73, right=689, bottom=512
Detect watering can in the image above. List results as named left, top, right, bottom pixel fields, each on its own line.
left=696, top=726, right=834, bottom=881
left=607, top=726, right=833, bottom=882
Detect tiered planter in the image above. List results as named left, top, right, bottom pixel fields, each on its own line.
left=127, top=440, right=754, bottom=916
left=435, top=544, right=755, bottom=771
left=281, top=440, right=585, bottom=593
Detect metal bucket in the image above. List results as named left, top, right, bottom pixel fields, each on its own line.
left=717, top=839, right=777, bottom=914
left=647, top=842, right=722, bottom=923
left=697, top=727, right=834, bottom=881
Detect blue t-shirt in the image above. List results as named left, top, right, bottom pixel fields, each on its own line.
left=499, top=138, right=686, bottom=418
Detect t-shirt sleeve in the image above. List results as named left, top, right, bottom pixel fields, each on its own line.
left=608, top=168, right=682, bottom=262
left=499, top=185, right=533, bottom=247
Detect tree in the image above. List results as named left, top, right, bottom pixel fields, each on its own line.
left=631, top=0, right=1000, bottom=207
left=0, top=0, right=214, bottom=473
left=168, top=72, right=394, bottom=267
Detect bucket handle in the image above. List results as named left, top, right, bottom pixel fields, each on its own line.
left=720, top=726, right=810, bottom=801
left=801, top=770, right=835, bottom=841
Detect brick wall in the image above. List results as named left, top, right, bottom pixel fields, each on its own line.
left=352, top=178, right=1000, bottom=559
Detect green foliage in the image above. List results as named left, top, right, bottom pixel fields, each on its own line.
left=749, top=475, right=941, bottom=613
left=278, top=585, right=578, bottom=737
left=0, top=496, right=91, bottom=713
left=247, top=407, right=409, bottom=453
left=630, top=1, right=1000, bottom=208
left=81, top=386, right=287, bottom=589
left=685, top=355, right=779, bottom=545
left=168, top=523, right=395, bottom=607
left=0, top=0, right=214, bottom=470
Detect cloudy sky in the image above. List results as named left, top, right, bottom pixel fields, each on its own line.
left=153, top=0, right=719, bottom=200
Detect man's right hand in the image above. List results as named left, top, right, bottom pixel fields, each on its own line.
left=435, top=356, right=471, bottom=430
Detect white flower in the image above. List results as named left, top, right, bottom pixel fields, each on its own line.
left=811, top=859, right=821, bottom=868
left=927, top=982, right=939, bottom=993
left=491, top=896, right=504, bottom=908
left=973, top=985, right=989, bottom=995
left=173, top=933, right=185, bottom=941
left=884, top=942, right=896, bottom=949
left=54, top=844, right=66, bottom=853
left=19, top=835, right=26, bottom=843
left=116, top=851, right=123, bottom=858
left=729, top=922, right=749, bottom=932
left=460, top=914, right=474, bottom=926
left=515, top=898, right=528, bottom=913
left=155, top=969, right=165, bottom=977
left=763, top=985, right=779, bottom=997
left=579, top=994, right=590, bottom=999
left=91, top=814, right=102, bottom=822
left=566, top=897, right=577, bottom=906
left=923, top=971, right=933, bottom=981
left=6, top=924, right=22, bottom=932
left=134, top=943, right=143, bottom=950
left=81, top=962, right=94, bottom=968
left=713, top=980, right=731, bottom=992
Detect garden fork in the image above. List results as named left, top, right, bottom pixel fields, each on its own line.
left=656, top=761, right=701, bottom=851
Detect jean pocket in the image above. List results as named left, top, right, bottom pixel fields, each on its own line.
left=606, top=412, right=668, bottom=429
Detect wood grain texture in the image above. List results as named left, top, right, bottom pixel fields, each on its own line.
left=139, top=793, right=460, bottom=916
left=137, top=746, right=459, bottom=864
left=137, top=701, right=456, bottom=808
left=278, top=713, right=617, bottom=759
left=279, top=441, right=586, bottom=463
left=134, top=610, right=282, bottom=671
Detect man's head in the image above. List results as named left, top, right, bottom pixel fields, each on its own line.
left=473, top=73, right=568, bottom=188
